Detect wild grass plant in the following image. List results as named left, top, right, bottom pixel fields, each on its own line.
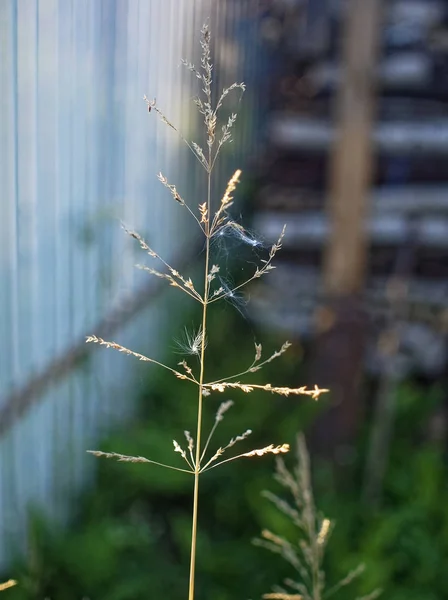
left=85, top=24, right=327, bottom=600
left=256, top=434, right=380, bottom=600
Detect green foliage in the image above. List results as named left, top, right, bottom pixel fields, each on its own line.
left=4, top=301, right=448, bottom=600
left=5, top=304, right=314, bottom=600
left=320, top=382, right=448, bottom=600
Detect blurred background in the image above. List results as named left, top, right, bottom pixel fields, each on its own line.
left=1, top=0, right=448, bottom=599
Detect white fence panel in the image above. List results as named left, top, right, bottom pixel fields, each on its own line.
left=0, top=0, right=218, bottom=566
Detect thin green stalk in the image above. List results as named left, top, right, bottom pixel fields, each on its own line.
left=188, top=164, right=212, bottom=600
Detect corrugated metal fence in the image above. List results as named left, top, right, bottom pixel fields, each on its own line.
left=0, top=0, right=262, bottom=567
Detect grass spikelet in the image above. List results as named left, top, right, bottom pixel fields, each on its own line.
left=0, top=581, right=16, bottom=592
left=211, top=169, right=242, bottom=232
left=184, top=430, right=195, bottom=458
left=243, top=444, right=290, bottom=458
left=216, top=399, right=233, bottom=422
left=199, top=202, right=208, bottom=224
left=173, top=439, right=193, bottom=469
left=317, top=518, right=331, bottom=546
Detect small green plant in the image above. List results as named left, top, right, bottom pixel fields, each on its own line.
left=85, top=24, right=327, bottom=600
left=256, top=434, right=380, bottom=600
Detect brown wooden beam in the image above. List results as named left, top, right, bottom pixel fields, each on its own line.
left=311, top=0, right=382, bottom=459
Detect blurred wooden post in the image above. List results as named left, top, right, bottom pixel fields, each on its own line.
left=311, top=0, right=382, bottom=459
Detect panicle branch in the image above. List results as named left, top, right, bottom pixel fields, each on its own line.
left=203, top=443, right=290, bottom=473
left=180, top=58, right=202, bottom=80
left=157, top=172, right=185, bottom=205
left=87, top=450, right=193, bottom=474
left=144, top=95, right=210, bottom=171
left=180, top=23, right=245, bottom=170
left=249, top=342, right=292, bottom=373
left=201, top=428, right=253, bottom=471
left=209, top=340, right=293, bottom=386
left=178, top=360, right=197, bottom=382
left=212, top=112, right=240, bottom=169
left=215, top=82, right=246, bottom=114
left=200, top=399, right=234, bottom=462
left=123, top=225, right=203, bottom=303
left=85, top=335, right=196, bottom=383
left=203, top=381, right=329, bottom=400
left=157, top=172, right=205, bottom=232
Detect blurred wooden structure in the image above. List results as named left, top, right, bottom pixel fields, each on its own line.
left=251, top=0, right=448, bottom=458
left=311, top=0, right=382, bottom=455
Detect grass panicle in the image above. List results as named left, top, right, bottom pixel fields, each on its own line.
left=86, top=23, right=328, bottom=600
left=256, top=434, right=380, bottom=600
